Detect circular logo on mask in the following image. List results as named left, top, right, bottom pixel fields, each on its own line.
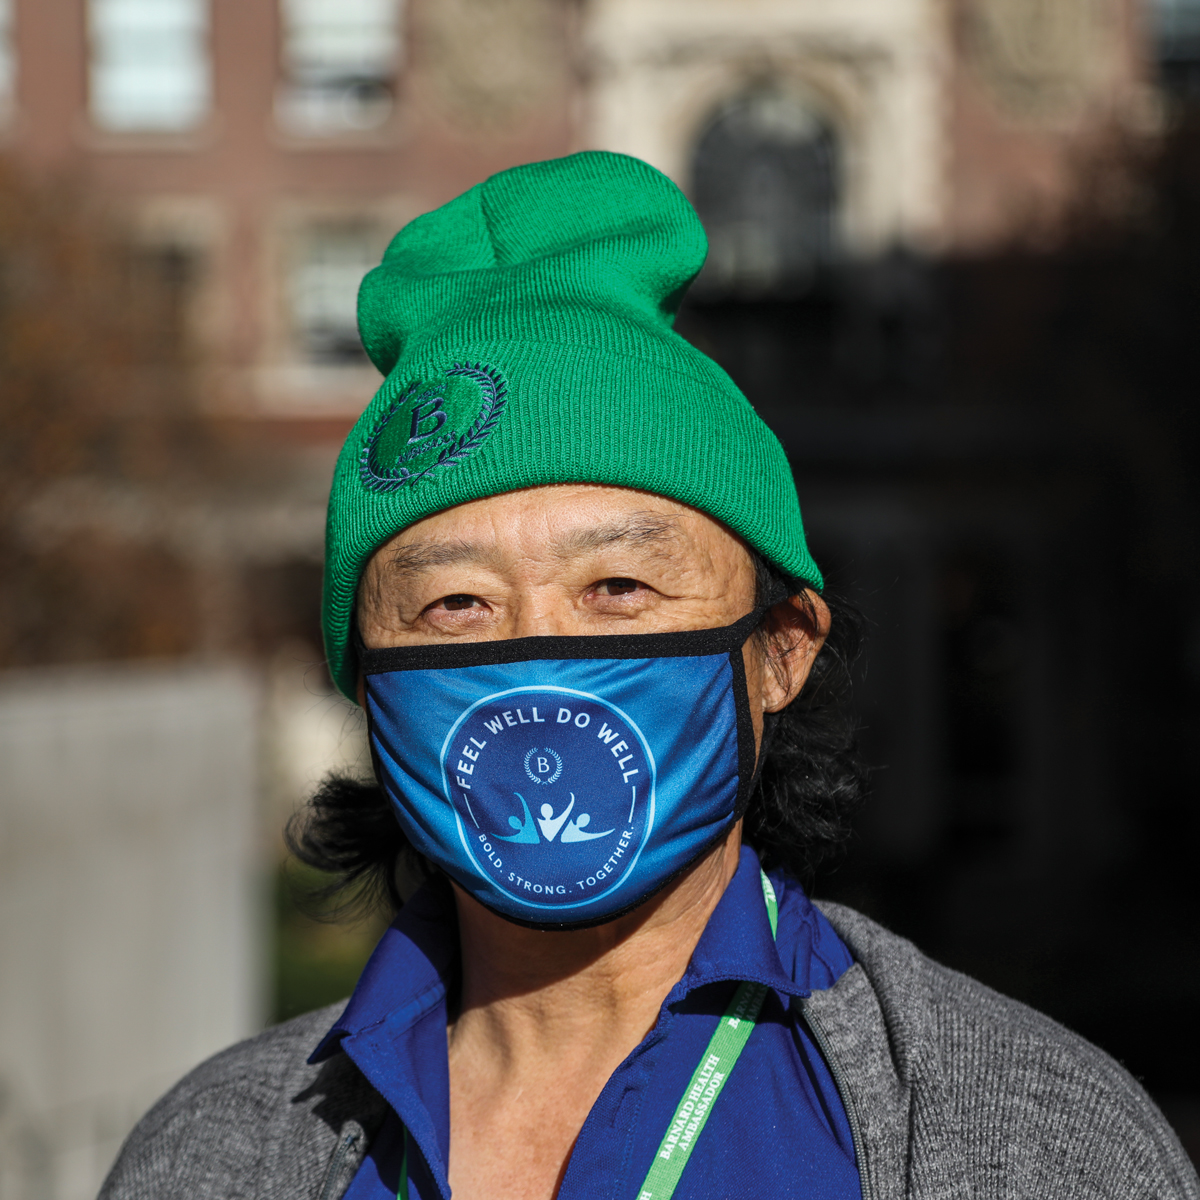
left=440, top=687, right=656, bottom=914
left=358, top=362, right=507, bottom=492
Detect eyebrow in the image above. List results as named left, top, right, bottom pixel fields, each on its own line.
left=382, top=539, right=488, bottom=579
left=550, top=512, right=681, bottom=559
left=379, top=511, right=683, bottom=582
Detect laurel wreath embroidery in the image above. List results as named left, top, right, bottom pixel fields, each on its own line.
left=523, top=746, right=563, bottom=786
left=358, top=362, right=508, bottom=492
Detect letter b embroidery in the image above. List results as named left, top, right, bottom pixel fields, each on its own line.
left=409, top=396, right=447, bottom=443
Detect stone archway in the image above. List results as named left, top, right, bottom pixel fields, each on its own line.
left=690, top=88, right=841, bottom=296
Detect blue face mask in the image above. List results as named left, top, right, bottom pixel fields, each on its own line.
left=360, top=610, right=765, bottom=928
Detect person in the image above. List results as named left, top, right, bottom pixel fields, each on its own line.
left=99, top=152, right=1198, bottom=1200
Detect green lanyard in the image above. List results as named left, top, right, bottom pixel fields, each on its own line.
left=399, top=870, right=779, bottom=1200
left=637, top=870, right=778, bottom=1199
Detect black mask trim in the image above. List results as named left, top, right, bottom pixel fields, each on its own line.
left=358, top=607, right=768, bottom=674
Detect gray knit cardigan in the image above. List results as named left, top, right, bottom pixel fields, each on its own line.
left=99, top=903, right=1200, bottom=1199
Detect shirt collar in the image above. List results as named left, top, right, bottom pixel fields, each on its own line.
left=314, top=844, right=815, bottom=1065
left=309, top=847, right=828, bottom=1197
left=310, top=877, right=457, bottom=1064
left=310, top=878, right=461, bottom=1191
left=664, top=844, right=815, bottom=1006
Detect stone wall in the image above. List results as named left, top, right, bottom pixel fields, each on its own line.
left=0, top=663, right=263, bottom=1200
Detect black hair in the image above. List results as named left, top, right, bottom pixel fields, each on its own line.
left=747, top=556, right=868, bottom=883
left=285, top=554, right=868, bottom=918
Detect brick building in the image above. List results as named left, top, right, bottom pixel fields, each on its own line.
left=0, top=0, right=1156, bottom=433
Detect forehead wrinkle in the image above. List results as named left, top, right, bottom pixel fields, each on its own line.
left=550, top=512, right=684, bottom=561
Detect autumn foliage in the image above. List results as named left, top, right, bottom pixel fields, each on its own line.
left=0, top=161, right=218, bottom=666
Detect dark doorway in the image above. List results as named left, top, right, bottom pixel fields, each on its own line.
left=691, top=88, right=840, bottom=297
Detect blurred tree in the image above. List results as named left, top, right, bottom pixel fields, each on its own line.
left=0, top=161, right=354, bottom=1029
left=0, top=159, right=220, bottom=666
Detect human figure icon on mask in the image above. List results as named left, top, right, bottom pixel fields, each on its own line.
left=562, top=812, right=614, bottom=843
left=537, top=796, right=574, bottom=842
left=495, top=794, right=539, bottom=844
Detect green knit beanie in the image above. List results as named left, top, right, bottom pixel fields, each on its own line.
left=323, top=150, right=822, bottom=699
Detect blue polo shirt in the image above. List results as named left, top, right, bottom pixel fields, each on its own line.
left=312, top=846, right=862, bottom=1200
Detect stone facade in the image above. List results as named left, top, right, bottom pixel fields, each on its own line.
left=0, top=664, right=261, bottom=1200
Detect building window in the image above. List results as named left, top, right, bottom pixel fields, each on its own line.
left=1154, top=0, right=1200, bottom=102
left=276, top=0, right=404, bottom=136
left=289, top=222, right=382, bottom=364
left=691, top=89, right=840, bottom=296
left=0, top=0, right=14, bottom=123
left=88, top=0, right=211, bottom=133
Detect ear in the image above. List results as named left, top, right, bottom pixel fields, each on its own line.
left=760, top=589, right=831, bottom=713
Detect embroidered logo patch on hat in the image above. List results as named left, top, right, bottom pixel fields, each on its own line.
left=359, top=362, right=507, bottom=492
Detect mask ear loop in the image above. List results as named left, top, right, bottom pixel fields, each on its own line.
left=739, top=576, right=799, bottom=804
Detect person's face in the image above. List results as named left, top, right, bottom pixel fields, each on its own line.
left=356, top=485, right=829, bottom=751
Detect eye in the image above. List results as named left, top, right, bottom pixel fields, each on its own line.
left=439, top=594, right=482, bottom=611
left=594, top=578, right=643, bottom=596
